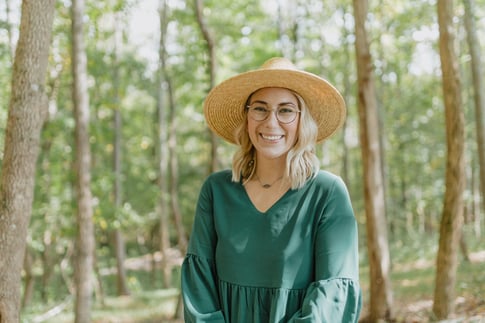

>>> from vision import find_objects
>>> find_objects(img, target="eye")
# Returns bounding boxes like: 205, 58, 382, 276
252, 106, 268, 113
278, 105, 297, 114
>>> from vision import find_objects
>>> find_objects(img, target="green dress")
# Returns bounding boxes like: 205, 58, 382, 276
182, 170, 362, 323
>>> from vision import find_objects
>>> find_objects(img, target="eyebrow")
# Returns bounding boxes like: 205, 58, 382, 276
249, 100, 297, 106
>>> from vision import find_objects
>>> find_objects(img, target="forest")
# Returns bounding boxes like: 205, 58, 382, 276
0, 0, 484, 322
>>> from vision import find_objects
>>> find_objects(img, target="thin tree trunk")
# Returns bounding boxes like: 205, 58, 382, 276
158, 0, 172, 289
167, 79, 188, 254
433, 0, 466, 319
463, 0, 485, 213
194, 0, 218, 173
21, 249, 34, 309
41, 232, 55, 302
0, 1, 55, 322
352, 0, 393, 321
472, 157, 481, 236
112, 9, 130, 297
340, 4, 352, 185
72, 0, 95, 321
4, 0, 15, 62
92, 252, 105, 306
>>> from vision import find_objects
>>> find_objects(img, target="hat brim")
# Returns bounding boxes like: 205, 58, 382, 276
204, 68, 346, 144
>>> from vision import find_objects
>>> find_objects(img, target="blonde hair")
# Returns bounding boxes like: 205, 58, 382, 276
232, 90, 320, 189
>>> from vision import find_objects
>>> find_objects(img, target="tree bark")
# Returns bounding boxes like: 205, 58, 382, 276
168, 74, 188, 254
112, 9, 130, 297
194, 0, 219, 173
71, 0, 95, 322
339, 4, 352, 185
21, 249, 34, 309
352, 0, 394, 321
157, 0, 172, 289
463, 0, 485, 212
0, 1, 55, 322
3, 0, 15, 62
433, 0, 466, 319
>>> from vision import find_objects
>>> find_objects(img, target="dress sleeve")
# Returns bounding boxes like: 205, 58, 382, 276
181, 179, 226, 323
289, 176, 362, 322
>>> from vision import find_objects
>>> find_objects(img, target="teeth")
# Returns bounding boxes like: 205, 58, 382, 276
262, 134, 282, 140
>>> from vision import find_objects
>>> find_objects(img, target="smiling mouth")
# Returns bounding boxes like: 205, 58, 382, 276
261, 134, 284, 141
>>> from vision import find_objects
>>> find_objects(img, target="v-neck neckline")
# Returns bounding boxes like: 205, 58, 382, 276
240, 182, 292, 214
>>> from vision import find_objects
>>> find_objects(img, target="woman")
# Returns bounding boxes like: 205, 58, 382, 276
181, 57, 362, 322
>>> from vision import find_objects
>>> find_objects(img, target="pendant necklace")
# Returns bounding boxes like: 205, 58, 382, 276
256, 176, 283, 189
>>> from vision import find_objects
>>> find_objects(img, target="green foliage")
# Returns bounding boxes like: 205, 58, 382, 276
0, 0, 484, 318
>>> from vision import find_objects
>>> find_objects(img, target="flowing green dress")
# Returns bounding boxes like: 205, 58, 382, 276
182, 170, 362, 322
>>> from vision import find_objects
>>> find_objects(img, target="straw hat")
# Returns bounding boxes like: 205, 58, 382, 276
204, 57, 346, 144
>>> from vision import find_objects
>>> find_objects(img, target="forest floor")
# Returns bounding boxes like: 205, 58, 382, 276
22, 247, 485, 323
358, 250, 485, 323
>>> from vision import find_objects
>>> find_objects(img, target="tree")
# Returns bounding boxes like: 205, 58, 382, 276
432, 0, 466, 319
157, 0, 173, 289
2, 0, 15, 62
0, 1, 55, 321
72, 0, 95, 321
352, 0, 393, 321
463, 0, 485, 212
195, 0, 219, 173
112, 7, 130, 297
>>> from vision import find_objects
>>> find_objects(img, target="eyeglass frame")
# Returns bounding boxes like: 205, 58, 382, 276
245, 103, 301, 124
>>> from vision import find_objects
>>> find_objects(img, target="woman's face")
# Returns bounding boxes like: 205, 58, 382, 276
246, 87, 300, 162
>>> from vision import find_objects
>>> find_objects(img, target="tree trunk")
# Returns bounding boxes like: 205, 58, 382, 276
433, 0, 466, 319
339, 4, 352, 185
352, 0, 394, 321
21, 249, 34, 309
4, 0, 15, 62
463, 0, 485, 213
194, 0, 219, 173
71, 0, 95, 322
168, 77, 188, 254
112, 9, 130, 297
41, 232, 55, 302
158, 0, 172, 289
0, 1, 55, 322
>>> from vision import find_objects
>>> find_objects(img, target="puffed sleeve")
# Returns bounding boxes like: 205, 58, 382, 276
289, 176, 362, 322
181, 179, 226, 323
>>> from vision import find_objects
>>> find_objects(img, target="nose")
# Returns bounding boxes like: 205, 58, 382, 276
262, 110, 279, 126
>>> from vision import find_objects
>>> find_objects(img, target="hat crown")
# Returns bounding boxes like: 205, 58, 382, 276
204, 57, 345, 144
260, 57, 298, 71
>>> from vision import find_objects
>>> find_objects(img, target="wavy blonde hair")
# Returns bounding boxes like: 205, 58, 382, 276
231, 90, 320, 190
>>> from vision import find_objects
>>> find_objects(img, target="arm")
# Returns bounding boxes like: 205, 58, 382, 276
181, 179, 226, 323
289, 177, 362, 322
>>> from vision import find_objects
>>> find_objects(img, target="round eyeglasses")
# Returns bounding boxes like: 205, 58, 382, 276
246, 103, 301, 124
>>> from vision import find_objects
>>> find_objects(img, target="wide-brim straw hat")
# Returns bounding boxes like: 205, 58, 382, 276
204, 57, 346, 144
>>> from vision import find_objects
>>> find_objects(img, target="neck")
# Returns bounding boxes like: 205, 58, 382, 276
253, 156, 286, 186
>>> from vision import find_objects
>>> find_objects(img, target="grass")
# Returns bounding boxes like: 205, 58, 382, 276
359, 232, 485, 322
22, 289, 181, 323
21, 233, 485, 323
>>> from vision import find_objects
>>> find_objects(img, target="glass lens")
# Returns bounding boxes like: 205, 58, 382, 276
277, 106, 298, 123
247, 104, 299, 123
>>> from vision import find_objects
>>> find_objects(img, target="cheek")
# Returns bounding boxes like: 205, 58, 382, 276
247, 120, 257, 141
287, 122, 299, 142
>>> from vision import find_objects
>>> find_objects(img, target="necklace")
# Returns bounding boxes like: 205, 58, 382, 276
256, 175, 283, 189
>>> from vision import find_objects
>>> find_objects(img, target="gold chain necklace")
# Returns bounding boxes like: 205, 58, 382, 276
256, 176, 283, 189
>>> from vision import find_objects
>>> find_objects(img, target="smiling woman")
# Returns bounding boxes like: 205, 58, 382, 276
181, 57, 362, 323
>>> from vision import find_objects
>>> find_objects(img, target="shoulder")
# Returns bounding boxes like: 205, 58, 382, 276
200, 169, 234, 193
306, 170, 352, 203
313, 170, 341, 182
311, 170, 347, 191
310, 171, 355, 222
204, 169, 233, 185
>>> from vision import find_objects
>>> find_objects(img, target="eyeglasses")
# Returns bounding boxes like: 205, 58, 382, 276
246, 103, 300, 124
